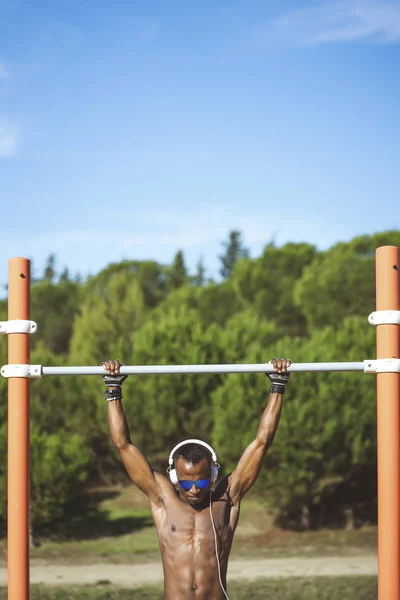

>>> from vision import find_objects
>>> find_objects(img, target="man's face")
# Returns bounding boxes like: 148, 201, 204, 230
174, 457, 211, 506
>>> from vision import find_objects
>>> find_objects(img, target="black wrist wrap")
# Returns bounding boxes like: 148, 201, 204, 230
105, 387, 122, 402
270, 384, 285, 395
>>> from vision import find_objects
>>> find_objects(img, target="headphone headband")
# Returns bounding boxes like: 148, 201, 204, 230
168, 438, 217, 465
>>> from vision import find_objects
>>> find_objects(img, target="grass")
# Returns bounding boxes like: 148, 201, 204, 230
0, 486, 378, 565
0, 577, 378, 599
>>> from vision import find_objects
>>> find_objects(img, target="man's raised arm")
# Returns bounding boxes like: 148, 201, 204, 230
229, 357, 291, 501
103, 359, 163, 504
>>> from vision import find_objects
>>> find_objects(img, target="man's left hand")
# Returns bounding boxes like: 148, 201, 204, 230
266, 358, 292, 393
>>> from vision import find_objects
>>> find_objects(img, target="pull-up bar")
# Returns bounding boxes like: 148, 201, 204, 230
24, 361, 372, 375
3, 360, 400, 377
2, 246, 400, 600
0, 361, 369, 377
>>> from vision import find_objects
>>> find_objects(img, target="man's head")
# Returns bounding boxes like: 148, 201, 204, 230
172, 442, 214, 506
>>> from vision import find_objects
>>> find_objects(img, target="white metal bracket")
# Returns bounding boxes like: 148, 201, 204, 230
364, 359, 400, 374
0, 364, 43, 378
0, 320, 38, 335
368, 311, 400, 326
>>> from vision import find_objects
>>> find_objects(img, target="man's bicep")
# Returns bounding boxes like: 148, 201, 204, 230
117, 443, 163, 502
230, 439, 267, 500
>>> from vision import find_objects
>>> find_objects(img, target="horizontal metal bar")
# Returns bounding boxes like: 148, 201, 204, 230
40, 362, 366, 376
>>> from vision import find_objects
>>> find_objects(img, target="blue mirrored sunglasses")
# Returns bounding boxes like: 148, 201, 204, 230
178, 478, 211, 491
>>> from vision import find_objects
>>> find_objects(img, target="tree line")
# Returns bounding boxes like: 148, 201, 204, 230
0, 229, 399, 533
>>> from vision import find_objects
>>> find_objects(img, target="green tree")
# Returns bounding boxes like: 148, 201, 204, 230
43, 254, 56, 283
166, 250, 188, 290
127, 308, 225, 467
67, 270, 149, 481
294, 249, 372, 333
59, 267, 70, 282
149, 280, 244, 328
69, 270, 145, 365
232, 242, 316, 336
192, 257, 206, 287
0, 344, 95, 530
333, 231, 400, 258
213, 310, 281, 364
30, 424, 92, 530
30, 279, 82, 355
219, 231, 249, 279
87, 260, 167, 309
294, 232, 400, 333
29, 344, 117, 485
213, 316, 376, 528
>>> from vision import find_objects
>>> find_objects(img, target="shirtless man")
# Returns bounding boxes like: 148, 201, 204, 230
102, 357, 291, 600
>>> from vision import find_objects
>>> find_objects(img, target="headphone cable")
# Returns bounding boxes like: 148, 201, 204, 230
209, 491, 230, 600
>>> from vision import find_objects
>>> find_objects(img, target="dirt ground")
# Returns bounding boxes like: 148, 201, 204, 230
0, 556, 377, 587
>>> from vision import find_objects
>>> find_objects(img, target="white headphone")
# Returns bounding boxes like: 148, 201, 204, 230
167, 438, 220, 490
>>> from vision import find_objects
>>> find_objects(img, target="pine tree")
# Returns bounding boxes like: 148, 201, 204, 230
219, 231, 249, 279
59, 267, 70, 282
193, 257, 206, 287
167, 250, 188, 290
43, 254, 56, 283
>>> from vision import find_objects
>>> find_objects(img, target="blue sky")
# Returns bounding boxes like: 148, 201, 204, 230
0, 0, 399, 292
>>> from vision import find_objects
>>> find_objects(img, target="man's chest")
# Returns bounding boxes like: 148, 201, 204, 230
155, 496, 239, 547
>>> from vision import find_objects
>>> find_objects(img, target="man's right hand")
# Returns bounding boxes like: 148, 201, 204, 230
101, 359, 128, 387
266, 358, 291, 394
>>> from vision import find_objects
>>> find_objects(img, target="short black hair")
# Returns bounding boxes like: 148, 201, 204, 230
174, 442, 211, 467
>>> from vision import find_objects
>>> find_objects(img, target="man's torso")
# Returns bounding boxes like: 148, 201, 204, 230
151, 474, 240, 599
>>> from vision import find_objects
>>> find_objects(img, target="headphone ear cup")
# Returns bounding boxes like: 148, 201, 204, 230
211, 465, 218, 483
169, 469, 178, 486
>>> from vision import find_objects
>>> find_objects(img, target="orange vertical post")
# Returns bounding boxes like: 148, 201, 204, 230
376, 246, 400, 600
8, 258, 30, 600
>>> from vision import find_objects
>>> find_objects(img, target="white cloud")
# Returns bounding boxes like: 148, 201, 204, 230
263, 1, 400, 46
0, 120, 18, 158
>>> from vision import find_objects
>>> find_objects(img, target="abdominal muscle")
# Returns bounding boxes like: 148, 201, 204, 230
154, 496, 234, 600
162, 545, 224, 600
